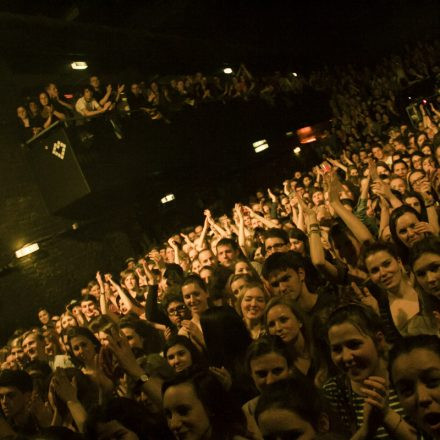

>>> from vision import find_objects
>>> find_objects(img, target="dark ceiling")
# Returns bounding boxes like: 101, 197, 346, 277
0, 0, 439, 84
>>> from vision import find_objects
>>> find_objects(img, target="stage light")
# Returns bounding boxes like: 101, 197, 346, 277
293, 147, 301, 155
15, 243, 39, 259
223, 67, 233, 74
71, 61, 88, 70
161, 194, 175, 204
252, 139, 269, 153
292, 72, 298, 77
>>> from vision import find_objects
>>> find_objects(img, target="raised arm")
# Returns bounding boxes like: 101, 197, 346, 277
298, 195, 339, 282
327, 172, 374, 244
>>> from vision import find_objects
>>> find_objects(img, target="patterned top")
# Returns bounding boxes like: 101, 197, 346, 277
322, 375, 420, 439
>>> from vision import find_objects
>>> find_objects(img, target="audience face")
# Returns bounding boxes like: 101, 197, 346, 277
182, 282, 209, 316
230, 278, 248, 297
123, 273, 137, 291
16, 106, 27, 120
266, 305, 302, 344
241, 287, 266, 321
166, 344, 192, 372
250, 352, 290, 392
328, 323, 381, 384
163, 382, 211, 440
364, 251, 402, 291
46, 83, 58, 99
265, 237, 289, 257
372, 146, 384, 160
404, 196, 422, 214
167, 301, 189, 328
22, 333, 46, 361
70, 335, 96, 364
390, 177, 406, 194
81, 300, 98, 319
289, 238, 305, 255
235, 261, 251, 275
0, 385, 29, 421
120, 327, 143, 349
312, 191, 324, 206
267, 268, 303, 299
61, 314, 77, 329
198, 249, 216, 267
83, 88, 93, 102
392, 348, 440, 439
39, 92, 49, 107
412, 252, 440, 298
199, 267, 213, 285
38, 309, 50, 325
89, 76, 100, 89
217, 244, 237, 267
395, 212, 424, 248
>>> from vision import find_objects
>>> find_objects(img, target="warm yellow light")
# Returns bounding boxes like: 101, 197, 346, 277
223, 67, 233, 74
161, 194, 175, 204
15, 243, 39, 258
293, 147, 301, 154
71, 61, 88, 70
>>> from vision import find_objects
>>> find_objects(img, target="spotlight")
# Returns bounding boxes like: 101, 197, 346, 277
15, 243, 39, 259
293, 147, 301, 155
71, 61, 88, 70
223, 67, 233, 74
161, 194, 175, 204
252, 140, 269, 153
292, 72, 298, 77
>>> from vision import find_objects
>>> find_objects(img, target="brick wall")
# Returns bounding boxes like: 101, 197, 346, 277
0, 127, 137, 344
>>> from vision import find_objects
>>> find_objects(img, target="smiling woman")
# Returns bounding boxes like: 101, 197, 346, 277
361, 241, 436, 338
323, 304, 420, 439
390, 335, 440, 440
162, 369, 249, 440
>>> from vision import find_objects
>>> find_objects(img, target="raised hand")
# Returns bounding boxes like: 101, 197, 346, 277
351, 282, 379, 314
51, 368, 78, 403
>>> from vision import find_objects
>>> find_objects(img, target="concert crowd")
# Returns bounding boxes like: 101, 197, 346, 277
4, 39, 440, 440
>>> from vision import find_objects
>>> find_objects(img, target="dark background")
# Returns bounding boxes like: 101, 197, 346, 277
0, 0, 439, 342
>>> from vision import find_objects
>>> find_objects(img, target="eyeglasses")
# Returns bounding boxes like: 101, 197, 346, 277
266, 242, 286, 252
167, 305, 187, 316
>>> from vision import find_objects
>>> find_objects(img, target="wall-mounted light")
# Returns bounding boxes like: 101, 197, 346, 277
71, 61, 88, 70
223, 67, 233, 74
161, 194, 175, 204
253, 139, 269, 153
15, 243, 39, 259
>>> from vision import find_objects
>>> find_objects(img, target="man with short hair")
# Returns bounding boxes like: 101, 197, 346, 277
216, 238, 239, 268
80, 295, 100, 322
263, 228, 290, 258
21, 331, 48, 363
262, 252, 322, 316
0, 369, 38, 435
75, 86, 111, 118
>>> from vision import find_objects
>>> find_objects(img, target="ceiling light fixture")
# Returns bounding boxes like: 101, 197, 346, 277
161, 194, 175, 204
15, 243, 39, 259
253, 139, 269, 153
71, 61, 88, 70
